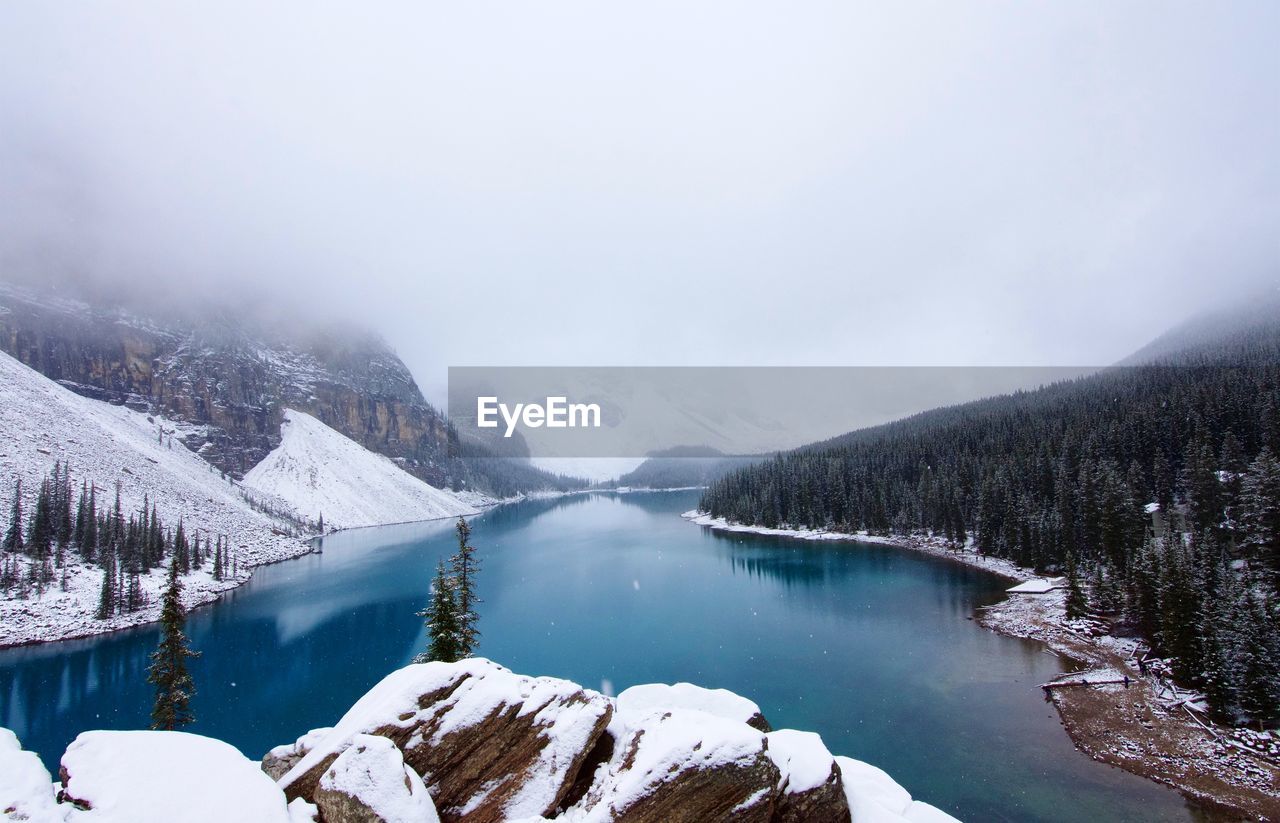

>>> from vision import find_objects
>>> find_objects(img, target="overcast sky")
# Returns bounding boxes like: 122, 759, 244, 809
1, 2, 1276, 403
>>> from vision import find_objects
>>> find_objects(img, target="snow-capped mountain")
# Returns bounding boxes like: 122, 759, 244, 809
0, 282, 452, 485
0, 348, 309, 646
242, 409, 484, 531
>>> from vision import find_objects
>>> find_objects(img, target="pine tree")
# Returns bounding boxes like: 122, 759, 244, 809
174, 519, 189, 575
96, 551, 116, 619
1240, 447, 1280, 583
55, 462, 73, 549
2, 478, 23, 553
1184, 442, 1222, 534
415, 558, 461, 664
1237, 593, 1280, 728
148, 551, 199, 730
449, 517, 481, 657
26, 480, 52, 562
212, 537, 223, 581
1200, 602, 1236, 722
81, 485, 98, 563
1064, 551, 1089, 619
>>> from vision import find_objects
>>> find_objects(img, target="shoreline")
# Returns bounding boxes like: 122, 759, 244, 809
0, 537, 314, 651
683, 510, 1280, 822
0, 501, 503, 652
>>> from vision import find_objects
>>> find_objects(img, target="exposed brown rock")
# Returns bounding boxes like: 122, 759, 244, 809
765, 731, 850, 823
567, 708, 781, 823
262, 727, 334, 781
313, 734, 438, 823
771, 761, 849, 823
278, 660, 612, 823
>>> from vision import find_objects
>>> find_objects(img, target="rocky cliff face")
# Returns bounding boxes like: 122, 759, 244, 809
0, 283, 454, 485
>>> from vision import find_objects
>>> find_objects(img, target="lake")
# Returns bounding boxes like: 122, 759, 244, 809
0, 490, 1196, 821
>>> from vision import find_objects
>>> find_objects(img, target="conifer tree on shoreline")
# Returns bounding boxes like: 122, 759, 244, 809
148, 551, 199, 731
416, 516, 481, 663
416, 559, 461, 664
450, 517, 481, 657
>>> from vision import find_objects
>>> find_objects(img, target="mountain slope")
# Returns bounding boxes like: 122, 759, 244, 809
0, 281, 586, 496
0, 349, 309, 646
699, 303, 1280, 724
0, 281, 451, 483
243, 410, 484, 531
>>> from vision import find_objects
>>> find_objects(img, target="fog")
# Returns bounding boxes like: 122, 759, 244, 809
1, 2, 1276, 403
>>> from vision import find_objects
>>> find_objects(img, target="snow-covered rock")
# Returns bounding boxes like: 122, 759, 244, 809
0, 726, 63, 822
565, 707, 780, 823
0, 350, 309, 647
279, 659, 612, 822
616, 682, 771, 732
59, 730, 292, 823
0, 665, 959, 823
314, 734, 438, 823
242, 409, 483, 531
834, 756, 959, 823
765, 730, 849, 823
263, 727, 335, 781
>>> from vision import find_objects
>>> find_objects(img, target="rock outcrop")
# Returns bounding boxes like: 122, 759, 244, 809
764, 730, 850, 823
264, 727, 336, 781
0, 660, 961, 823
59, 730, 295, 822
567, 708, 781, 822
314, 735, 440, 823
279, 659, 614, 823
615, 682, 772, 732
0, 727, 62, 821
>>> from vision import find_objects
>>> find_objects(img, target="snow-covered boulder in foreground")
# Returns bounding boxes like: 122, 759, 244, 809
1, 661, 958, 823
315, 734, 439, 823
616, 682, 771, 732
835, 756, 959, 823
59, 730, 292, 823
243, 409, 482, 531
765, 730, 850, 823
0, 727, 63, 821
280, 659, 613, 822
565, 707, 781, 822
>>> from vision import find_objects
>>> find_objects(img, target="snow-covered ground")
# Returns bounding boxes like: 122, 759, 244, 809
242, 409, 485, 531
681, 510, 1034, 582
0, 350, 311, 647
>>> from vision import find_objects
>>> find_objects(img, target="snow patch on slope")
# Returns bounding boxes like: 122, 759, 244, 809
0, 350, 309, 647
243, 410, 484, 531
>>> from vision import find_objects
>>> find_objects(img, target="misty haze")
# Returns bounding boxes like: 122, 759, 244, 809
0, 4, 1277, 823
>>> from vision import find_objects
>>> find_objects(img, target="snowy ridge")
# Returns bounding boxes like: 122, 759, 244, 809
0, 350, 309, 647
242, 409, 486, 531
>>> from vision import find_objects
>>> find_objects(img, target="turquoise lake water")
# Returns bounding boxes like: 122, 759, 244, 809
0, 490, 1197, 821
